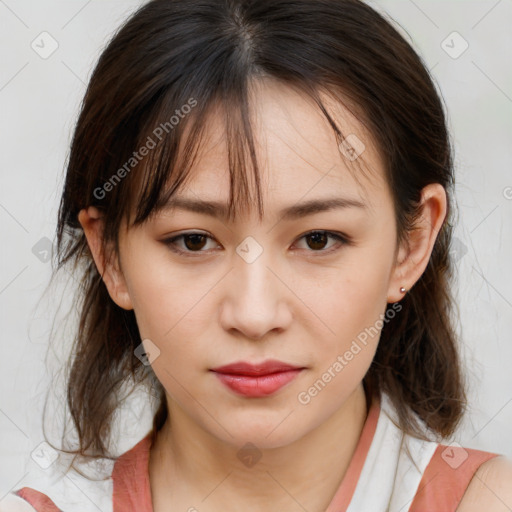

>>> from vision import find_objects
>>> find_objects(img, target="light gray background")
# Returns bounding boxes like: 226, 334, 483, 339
1, 0, 511, 499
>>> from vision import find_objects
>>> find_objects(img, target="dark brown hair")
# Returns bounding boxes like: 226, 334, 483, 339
49, 0, 465, 469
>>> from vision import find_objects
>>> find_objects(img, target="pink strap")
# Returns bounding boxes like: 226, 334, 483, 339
112, 432, 153, 512
325, 396, 381, 511
14, 488, 61, 512
409, 443, 499, 511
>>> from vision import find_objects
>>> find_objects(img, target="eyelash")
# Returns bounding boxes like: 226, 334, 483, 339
162, 230, 351, 257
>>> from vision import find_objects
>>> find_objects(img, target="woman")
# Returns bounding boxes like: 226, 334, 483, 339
5, 0, 512, 510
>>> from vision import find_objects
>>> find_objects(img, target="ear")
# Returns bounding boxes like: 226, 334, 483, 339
387, 183, 447, 303
77, 206, 133, 310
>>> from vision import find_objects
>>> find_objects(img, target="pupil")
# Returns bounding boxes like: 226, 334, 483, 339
308, 232, 327, 250
185, 234, 207, 251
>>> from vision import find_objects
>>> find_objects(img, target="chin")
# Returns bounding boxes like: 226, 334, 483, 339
211, 413, 310, 451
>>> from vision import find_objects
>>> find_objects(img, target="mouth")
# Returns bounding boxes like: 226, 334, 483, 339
209, 359, 305, 397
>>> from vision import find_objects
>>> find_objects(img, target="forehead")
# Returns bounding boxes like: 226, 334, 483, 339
149, 78, 391, 222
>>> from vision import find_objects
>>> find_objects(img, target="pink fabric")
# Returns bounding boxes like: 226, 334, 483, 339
14, 488, 61, 512
409, 443, 498, 511
112, 431, 154, 512
325, 395, 381, 511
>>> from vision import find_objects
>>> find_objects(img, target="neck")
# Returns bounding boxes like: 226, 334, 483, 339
149, 384, 369, 512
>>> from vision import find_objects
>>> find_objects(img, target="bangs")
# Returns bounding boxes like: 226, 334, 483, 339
122, 78, 375, 230
126, 81, 263, 227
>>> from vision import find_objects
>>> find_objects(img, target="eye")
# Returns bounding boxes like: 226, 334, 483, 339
162, 230, 350, 257
163, 231, 220, 255
293, 230, 350, 253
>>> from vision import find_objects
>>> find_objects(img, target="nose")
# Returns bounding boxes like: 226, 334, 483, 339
219, 248, 293, 341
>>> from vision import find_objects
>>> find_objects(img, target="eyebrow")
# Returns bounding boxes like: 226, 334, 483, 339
158, 196, 366, 221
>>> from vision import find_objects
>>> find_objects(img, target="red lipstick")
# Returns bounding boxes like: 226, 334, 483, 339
210, 360, 304, 397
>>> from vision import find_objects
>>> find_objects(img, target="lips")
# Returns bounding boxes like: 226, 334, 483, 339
211, 360, 302, 376
210, 359, 305, 397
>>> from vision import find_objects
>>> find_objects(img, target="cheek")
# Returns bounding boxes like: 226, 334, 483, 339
124, 246, 212, 340
123, 251, 217, 389
301, 251, 393, 353
293, 267, 388, 425
298, 341, 377, 407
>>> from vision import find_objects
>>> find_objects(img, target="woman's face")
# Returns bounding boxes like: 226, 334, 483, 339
115, 80, 403, 448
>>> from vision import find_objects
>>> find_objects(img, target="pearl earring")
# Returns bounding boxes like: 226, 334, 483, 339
400, 287, 406, 293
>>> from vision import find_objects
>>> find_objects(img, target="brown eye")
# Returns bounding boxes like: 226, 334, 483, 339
163, 231, 220, 255
182, 233, 208, 251
294, 230, 349, 254
305, 232, 329, 250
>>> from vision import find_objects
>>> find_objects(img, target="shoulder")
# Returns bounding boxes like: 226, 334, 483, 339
457, 455, 512, 511
408, 442, 506, 512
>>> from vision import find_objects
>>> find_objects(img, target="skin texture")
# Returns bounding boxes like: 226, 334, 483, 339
457, 456, 512, 511
78, 79, 453, 511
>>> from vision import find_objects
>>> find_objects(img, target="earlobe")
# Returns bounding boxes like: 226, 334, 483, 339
387, 183, 447, 303
77, 207, 133, 310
